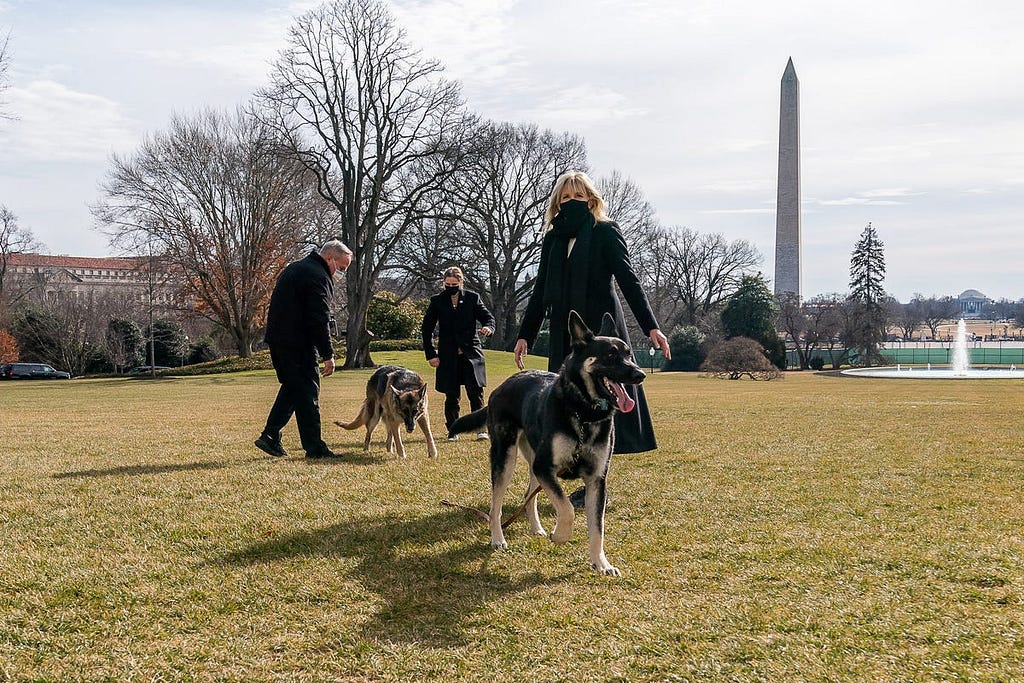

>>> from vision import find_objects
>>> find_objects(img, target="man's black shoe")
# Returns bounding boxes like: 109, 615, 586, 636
255, 435, 287, 458
306, 448, 344, 459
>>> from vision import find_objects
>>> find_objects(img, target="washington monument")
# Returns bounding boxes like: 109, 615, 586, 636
774, 57, 801, 298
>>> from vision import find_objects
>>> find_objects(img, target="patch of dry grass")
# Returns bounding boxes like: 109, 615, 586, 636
1, 354, 1022, 681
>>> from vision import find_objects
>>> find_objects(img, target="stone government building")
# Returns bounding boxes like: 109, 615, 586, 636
3, 253, 183, 311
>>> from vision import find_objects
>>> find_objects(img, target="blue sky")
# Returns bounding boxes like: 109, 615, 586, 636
2, 0, 1023, 302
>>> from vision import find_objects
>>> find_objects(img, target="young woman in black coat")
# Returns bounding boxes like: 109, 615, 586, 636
421, 266, 496, 440
514, 170, 671, 460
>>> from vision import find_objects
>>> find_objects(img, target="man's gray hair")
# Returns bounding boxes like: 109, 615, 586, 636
320, 240, 352, 257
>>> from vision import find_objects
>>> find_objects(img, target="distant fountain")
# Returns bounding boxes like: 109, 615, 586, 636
951, 318, 970, 374
841, 318, 1023, 379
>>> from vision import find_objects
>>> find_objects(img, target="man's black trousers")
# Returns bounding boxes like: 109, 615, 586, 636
264, 345, 327, 455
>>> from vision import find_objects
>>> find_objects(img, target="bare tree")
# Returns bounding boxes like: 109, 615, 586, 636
915, 294, 961, 339
889, 296, 921, 341
775, 291, 809, 369
392, 122, 585, 348
260, 0, 472, 368
94, 108, 315, 357
10, 289, 110, 376
639, 226, 761, 329
0, 205, 43, 318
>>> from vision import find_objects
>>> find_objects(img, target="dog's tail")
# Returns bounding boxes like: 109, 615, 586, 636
335, 400, 370, 430
448, 407, 488, 438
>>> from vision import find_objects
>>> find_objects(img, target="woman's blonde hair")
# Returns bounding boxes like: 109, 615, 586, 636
441, 266, 464, 283
544, 170, 609, 228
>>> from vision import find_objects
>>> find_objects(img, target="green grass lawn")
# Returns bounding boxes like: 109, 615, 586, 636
1, 351, 1022, 681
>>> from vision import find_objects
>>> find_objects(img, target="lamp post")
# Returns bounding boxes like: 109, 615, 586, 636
648, 345, 656, 374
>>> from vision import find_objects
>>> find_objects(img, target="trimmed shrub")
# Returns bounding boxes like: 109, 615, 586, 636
366, 291, 423, 340
701, 337, 782, 381
663, 325, 706, 372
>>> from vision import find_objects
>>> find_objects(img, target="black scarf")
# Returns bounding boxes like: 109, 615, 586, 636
544, 200, 596, 308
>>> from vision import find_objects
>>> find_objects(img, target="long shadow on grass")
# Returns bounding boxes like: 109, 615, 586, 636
53, 461, 227, 479
218, 509, 568, 646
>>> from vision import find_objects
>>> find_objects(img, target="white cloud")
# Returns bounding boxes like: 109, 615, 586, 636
0, 80, 139, 161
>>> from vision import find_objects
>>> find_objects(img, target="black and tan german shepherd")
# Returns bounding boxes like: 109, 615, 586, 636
336, 365, 438, 459
448, 311, 646, 575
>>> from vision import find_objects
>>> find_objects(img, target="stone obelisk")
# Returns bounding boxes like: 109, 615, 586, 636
774, 57, 801, 299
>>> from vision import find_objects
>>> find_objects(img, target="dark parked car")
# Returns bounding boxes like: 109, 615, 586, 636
1, 362, 72, 380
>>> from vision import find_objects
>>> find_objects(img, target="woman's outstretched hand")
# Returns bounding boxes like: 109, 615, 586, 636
649, 329, 671, 360
513, 338, 528, 370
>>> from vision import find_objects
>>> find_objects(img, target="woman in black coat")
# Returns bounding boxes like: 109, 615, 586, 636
422, 267, 496, 439
514, 170, 671, 456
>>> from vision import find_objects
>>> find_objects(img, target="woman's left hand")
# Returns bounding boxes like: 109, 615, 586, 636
479, 327, 493, 337
649, 329, 672, 360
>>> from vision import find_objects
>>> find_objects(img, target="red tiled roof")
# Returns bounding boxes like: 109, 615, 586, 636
5, 253, 147, 270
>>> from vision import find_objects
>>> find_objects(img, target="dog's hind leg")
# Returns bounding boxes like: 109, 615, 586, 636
488, 430, 518, 550
582, 474, 619, 576
364, 404, 382, 452
516, 434, 546, 537
418, 414, 438, 459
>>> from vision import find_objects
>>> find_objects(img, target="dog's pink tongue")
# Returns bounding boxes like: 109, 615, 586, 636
608, 381, 635, 413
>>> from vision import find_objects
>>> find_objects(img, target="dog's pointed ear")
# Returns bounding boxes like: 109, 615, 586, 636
391, 385, 401, 397
598, 312, 617, 337
568, 310, 593, 348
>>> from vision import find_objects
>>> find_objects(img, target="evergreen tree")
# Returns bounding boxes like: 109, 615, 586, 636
721, 274, 786, 369
846, 222, 888, 366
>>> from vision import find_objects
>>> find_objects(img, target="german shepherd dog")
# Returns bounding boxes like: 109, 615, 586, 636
448, 311, 646, 575
336, 365, 438, 459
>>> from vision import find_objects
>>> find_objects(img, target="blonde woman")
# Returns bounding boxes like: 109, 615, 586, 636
514, 171, 671, 466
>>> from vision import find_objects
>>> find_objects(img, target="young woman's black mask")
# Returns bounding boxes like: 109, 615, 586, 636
552, 199, 593, 238
444, 285, 461, 297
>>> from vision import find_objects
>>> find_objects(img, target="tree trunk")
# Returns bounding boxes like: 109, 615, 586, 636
342, 304, 375, 369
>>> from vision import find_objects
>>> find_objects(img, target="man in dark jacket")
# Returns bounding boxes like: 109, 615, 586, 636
421, 267, 495, 440
255, 240, 351, 459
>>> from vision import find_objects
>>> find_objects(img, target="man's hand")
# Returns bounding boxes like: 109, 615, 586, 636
513, 338, 528, 371
321, 358, 335, 377
428, 357, 440, 368
649, 329, 672, 361
479, 326, 493, 337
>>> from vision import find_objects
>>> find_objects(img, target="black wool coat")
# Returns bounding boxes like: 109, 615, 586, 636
263, 251, 334, 361
421, 289, 495, 394
517, 220, 660, 454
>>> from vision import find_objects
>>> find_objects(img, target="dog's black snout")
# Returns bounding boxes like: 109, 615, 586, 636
632, 367, 647, 383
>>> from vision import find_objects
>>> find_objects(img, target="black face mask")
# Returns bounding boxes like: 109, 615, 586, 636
444, 286, 461, 297
551, 199, 593, 238
558, 199, 591, 221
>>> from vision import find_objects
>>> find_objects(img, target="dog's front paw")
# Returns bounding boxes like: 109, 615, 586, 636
592, 562, 621, 577
490, 540, 509, 551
